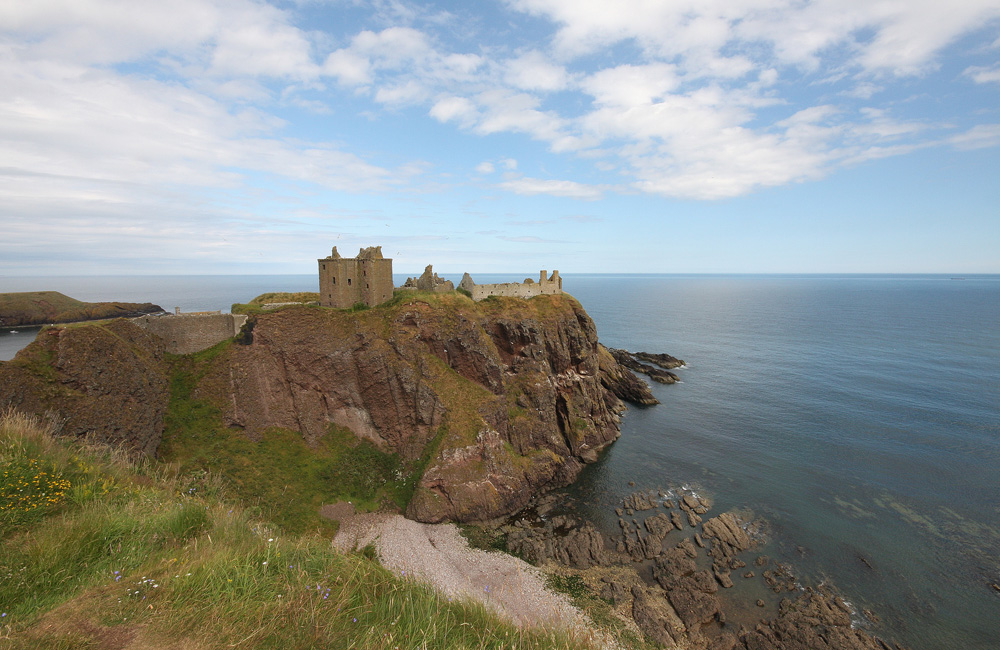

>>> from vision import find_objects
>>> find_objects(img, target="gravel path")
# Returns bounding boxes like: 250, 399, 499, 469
333, 513, 601, 640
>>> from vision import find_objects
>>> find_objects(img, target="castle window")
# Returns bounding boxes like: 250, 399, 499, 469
322, 264, 326, 270
332, 277, 336, 284
348, 278, 352, 286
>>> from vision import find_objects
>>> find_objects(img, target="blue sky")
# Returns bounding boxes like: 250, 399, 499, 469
2, 0, 999, 275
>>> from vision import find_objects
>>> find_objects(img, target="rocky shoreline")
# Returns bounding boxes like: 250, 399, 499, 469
489, 489, 907, 650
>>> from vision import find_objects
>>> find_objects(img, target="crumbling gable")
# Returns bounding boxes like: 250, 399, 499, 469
400, 265, 455, 293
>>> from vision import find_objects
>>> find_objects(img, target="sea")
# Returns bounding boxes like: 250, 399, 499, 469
2, 273, 998, 649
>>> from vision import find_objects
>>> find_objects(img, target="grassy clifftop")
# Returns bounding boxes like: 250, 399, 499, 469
0, 410, 592, 649
0, 291, 162, 327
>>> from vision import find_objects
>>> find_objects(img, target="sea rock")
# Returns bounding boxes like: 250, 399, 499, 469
666, 570, 722, 633
653, 538, 699, 590
763, 564, 797, 593
631, 585, 687, 646
645, 512, 674, 539
702, 512, 754, 560
713, 562, 735, 589
607, 348, 681, 384
597, 345, 659, 405
634, 351, 686, 370
740, 588, 908, 650
504, 515, 609, 569
624, 490, 659, 511
708, 633, 740, 650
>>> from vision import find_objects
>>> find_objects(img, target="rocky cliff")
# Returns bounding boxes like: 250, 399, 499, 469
201, 293, 651, 522
0, 319, 169, 456
0, 293, 655, 523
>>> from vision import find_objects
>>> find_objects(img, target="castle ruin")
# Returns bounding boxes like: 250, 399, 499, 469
459, 270, 562, 301
318, 246, 394, 308
399, 265, 455, 294
316, 244, 563, 306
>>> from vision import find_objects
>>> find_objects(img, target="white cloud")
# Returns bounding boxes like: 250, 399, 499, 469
475, 161, 495, 173
964, 64, 1000, 83
499, 177, 604, 200
429, 95, 478, 124
504, 50, 570, 91
509, 0, 1000, 77
949, 124, 1000, 150
324, 49, 373, 85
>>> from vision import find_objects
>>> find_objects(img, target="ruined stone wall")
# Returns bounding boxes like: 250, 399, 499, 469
462, 270, 563, 301
318, 246, 393, 308
133, 313, 248, 354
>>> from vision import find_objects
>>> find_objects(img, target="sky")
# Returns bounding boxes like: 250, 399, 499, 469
2, 0, 999, 276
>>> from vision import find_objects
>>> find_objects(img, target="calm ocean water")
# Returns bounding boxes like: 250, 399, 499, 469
2, 273, 998, 648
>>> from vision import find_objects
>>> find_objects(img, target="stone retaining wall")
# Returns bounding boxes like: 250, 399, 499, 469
132, 312, 247, 354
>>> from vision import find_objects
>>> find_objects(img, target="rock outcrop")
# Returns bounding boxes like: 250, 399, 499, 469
195, 293, 647, 523
598, 345, 658, 405
505, 515, 609, 568
608, 348, 681, 384
0, 292, 653, 525
0, 319, 169, 456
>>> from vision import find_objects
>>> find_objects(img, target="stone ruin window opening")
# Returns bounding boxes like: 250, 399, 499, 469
332, 277, 336, 284
348, 278, 352, 286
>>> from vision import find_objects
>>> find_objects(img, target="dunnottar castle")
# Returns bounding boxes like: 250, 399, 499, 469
134, 245, 561, 354
319, 245, 562, 307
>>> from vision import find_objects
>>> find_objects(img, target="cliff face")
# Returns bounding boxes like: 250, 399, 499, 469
0, 320, 169, 456
199, 293, 644, 522
0, 294, 654, 523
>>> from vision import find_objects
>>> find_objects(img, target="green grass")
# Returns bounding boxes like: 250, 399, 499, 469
0, 410, 604, 650
247, 292, 320, 305
159, 344, 416, 534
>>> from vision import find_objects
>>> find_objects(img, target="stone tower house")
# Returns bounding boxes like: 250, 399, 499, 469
318, 246, 394, 308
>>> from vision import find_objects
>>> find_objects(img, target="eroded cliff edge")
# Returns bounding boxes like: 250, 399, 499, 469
211, 293, 648, 523
0, 293, 655, 523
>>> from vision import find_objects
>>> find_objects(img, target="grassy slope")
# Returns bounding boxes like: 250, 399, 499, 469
0, 410, 600, 650
0, 291, 160, 328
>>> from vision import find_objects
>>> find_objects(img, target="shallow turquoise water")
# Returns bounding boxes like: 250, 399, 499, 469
2, 273, 998, 647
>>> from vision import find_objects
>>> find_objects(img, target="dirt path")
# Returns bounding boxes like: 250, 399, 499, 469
333, 513, 604, 641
